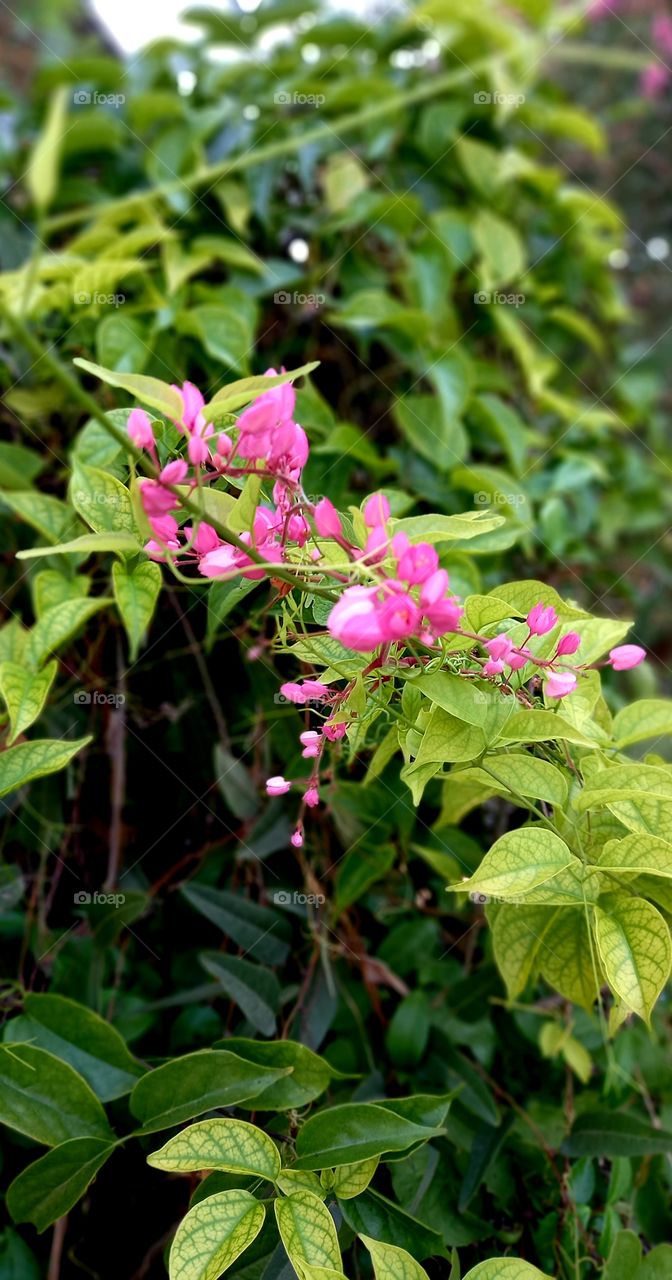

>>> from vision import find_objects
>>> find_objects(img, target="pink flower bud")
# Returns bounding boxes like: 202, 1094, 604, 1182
314, 498, 342, 538
545, 671, 577, 699
127, 407, 155, 451
299, 731, 321, 747
266, 775, 291, 796
322, 720, 347, 741
527, 602, 558, 635
160, 459, 189, 485
304, 786, 319, 808
483, 658, 505, 676
557, 632, 581, 656
363, 493, 390, 528
507, 647, 532, 671
188, 434, 211, 465
485, 634, 514, 662
609, 644, 646, 671
217, 433, 233, 459
396, 541, 439, 585
291, 828, 304, 848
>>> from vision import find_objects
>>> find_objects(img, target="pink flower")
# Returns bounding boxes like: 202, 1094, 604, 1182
609, 644, 646, 671
149, 515, 179, 543
217, 433, 233, 460
322, 720, 347, 741
127, 407, 155, 451
507, 647, 532, 671
419, 569, 449, 607
527, 602, 558, 636
267, 421, 309, 475
545, 671, 577, 699
188, 434, 211, 466
173, 380, 205, 432
290, 828, 304, 848
236, 369, 296, 458
421, 595, 462, 637
300, 731, 322, 759
160, 459, 189, 486
396, 542, 439, 585
377, 587, 420, 642
304, 787, 319, 808
641, 63, 669, 98
485, 634, 514, 662
362, 526, 389, 563
557, 632, 581, 656
280, 680, 328, 704
314, 498, 342, 539
653, 14, 672, 56
327, 585, 385, 652
199, 544, 245, 578
139, 479, 176, 517
266, 775, 291, 796
363, 493, 390, 528
185, 522, 220, 555
483, 658, 505, 676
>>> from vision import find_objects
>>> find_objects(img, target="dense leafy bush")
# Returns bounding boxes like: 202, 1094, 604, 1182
0, 2, 671, 1279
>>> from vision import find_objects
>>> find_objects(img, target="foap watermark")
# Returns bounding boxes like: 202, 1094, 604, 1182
274, 90, 325, 109
474, 290, 525, 308
474, 90, 525, 108
74, 890, 126, 907
73, 89, 125, 108
74, 291, 125, 307
74, 690, 126, 708
274, 290, 326, 307
475, 491, 526, 508
274, 691, 324, 706
469, 891, 531, 905
273, 890, 326, 907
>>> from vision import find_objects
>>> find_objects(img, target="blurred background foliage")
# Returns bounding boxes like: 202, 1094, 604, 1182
1, 1, 671, 1277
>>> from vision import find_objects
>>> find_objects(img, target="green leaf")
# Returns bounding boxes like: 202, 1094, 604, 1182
227, 474, 262, 535
328, 1157, 379, 1200
168, 1190, 265, 1280
538, 909, 601, 1011
6, 993, 144, 1101
293, 1103, 445, 1170
360, 1234, 430, 1279
178, 485, 236, 527
491, 904, 558, 998
26, 598, 112, 667
182, 306, 253, 374
278, 1170, 326, 1199
391, 512, 503, 545
16, 532, 141, 560
598, 835, 672, 880
210, 1038, 337, 1111
32, 570, 90, 614
454, 755, 568, 809
112, 559, 161, 661
26, 87, 68, 212
200, 952, 280, 1037
212, 744, 259, 821
562, 1111, 672, 1158
472, 209, 526, 289
204, 362, 319, 418
575, 764, 672, 813
334, 843, 395, 916
448, 828, 576, 900
339, 1189, 445, 1261
0, 737, 91, 800
147, 1118, 280, 1181
595, 897, 672, 1023
275, 1191, 342, 1273
613, 699, 672, 748
0, 442, 44, 490
182, 884, 289, 964
70, 462, 136, 535
6, 1137, 115, 1232
0, 1044, 113, 1145
0, 660, 56, 744
129, 1050, 290, 1133
2, 490, 80, 545
463, 1263, 552, 1280
73, 359, 184, 419
497, 709, 598, 748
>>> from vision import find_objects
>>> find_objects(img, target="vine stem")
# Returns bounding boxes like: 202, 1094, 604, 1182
43, 64, 489, 233
0, 300, 337, 600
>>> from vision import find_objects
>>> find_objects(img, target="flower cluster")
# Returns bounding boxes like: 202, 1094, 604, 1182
130, 373, 311, 574
126, 368, 648, 851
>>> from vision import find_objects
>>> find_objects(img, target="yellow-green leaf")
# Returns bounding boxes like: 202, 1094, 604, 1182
448, 828, 575, 900
274, 1191, 342, 1273
595, 897, 672, 1024
0, 660, 57, 744
0, 737, 91, 800
539, 909, 601, 1011
27, 87, 68, 212
70, 462, 136, 536
464, 1261, 553, 1279
148, 1118, 280, 1181
168, 1189, 265, 1280
204, 362, 319, 418
490, 904, 559, 998
613, 698, 672, 748
277, 1170, 325, 1199
26, 598, 113, 668
360, 1234, 430, 1279
598, 835, 672, 880
17, 532, 141, 560
113, 560, 161, 661
325, 1157, 379, 1200
73, 359, 184, 420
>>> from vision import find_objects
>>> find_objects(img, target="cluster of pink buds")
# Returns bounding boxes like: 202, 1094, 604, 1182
128, 372, 311, 572
265, 680, 347, 849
